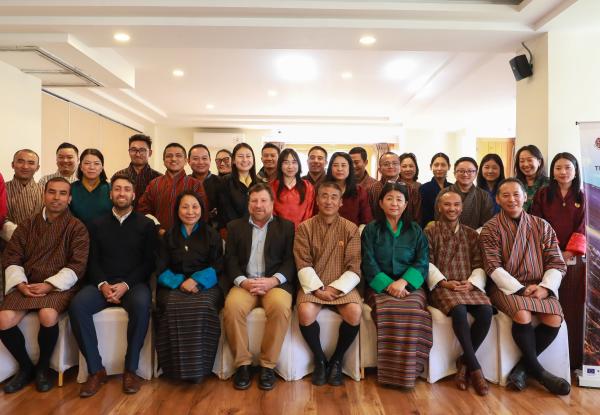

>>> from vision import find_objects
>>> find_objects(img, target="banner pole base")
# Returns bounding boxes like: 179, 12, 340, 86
577, 368, 600, 388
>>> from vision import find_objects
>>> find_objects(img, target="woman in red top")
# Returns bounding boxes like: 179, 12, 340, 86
270, 148, 315, 229
325, 152, 373, 226
531, 152, 586, 369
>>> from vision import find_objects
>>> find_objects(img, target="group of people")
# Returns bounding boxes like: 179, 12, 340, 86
0, 135, 586, 400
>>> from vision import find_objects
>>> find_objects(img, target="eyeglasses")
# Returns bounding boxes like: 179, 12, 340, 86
129, 147, 148, 155
381, 162, 400, 168
455, 169, 477, 175
215, 157, 231, 164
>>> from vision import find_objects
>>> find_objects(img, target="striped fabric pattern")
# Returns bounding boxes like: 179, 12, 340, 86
371, 179, 422, 224
370, 288, 432, 388
112, 163, 162, 207
155, 286, 223, 380
294, 214, 362, 305
5, 178, 44, 225
480, 210, 567, 318
425, 221, 491, 315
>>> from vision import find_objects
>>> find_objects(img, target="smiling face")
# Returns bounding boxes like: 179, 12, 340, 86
497, 181, 526, 218
316, 184, 343, 217
261, 147, 279, 170
438, 191, 463, 223
110, 178, 135, 210
379, 190, 406, 221
215, 151, 232, 175
331, 155, 350, 181
178, 194, 202, 227
379, 153, 400, 180
128, 140, 152, 168
248, 189, 274, 223
44, 180, 71, 215
163, 146, 187, 174
308, 149, 327, 174
80, 154, 103, 181
234, 147, 254, 175
399, 157, 416, 182
350, 153, 367, 178
12, 150, 40, 181
482, 159, 501, 183
518, 150, 541, 180
189, 146, 211, 176
553, 158, 576, 187
56, 148, 78, 176
454, 161, 477, 188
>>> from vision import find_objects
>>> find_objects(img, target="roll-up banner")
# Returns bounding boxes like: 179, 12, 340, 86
578, 121, 600, 388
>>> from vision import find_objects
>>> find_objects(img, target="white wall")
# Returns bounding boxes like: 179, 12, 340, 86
0, 60, 42, 177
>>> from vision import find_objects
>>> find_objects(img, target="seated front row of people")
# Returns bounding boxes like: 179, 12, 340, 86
0, 178, 572, 397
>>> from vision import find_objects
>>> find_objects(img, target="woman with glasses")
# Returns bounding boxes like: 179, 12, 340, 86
215, 149, 232, 177
438, 157, 494, 230
69, 148, 112, 227
531, 152, 586, 369
477, 154, 505, 214
420, 153, 452, 227
325, 152, 373, 226
270, 148, 315, 229
514, 145, 549, 212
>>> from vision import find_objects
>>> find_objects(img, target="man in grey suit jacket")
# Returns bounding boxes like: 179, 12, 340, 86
223, 183, 296, 391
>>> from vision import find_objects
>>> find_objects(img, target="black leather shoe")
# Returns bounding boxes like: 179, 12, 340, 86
312, 360, 328, 386
35, 369, 53, 393
233, 365, 252, 390
536, 369, 571, 395
507, 361, 528, 391
3, 367, 34, 394
327, 359, 344, 386
258, 367, 276, 391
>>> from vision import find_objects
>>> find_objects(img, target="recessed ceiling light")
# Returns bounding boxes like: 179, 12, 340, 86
383, 58, 418, 81
267, 89, 278, 97
359, 35, 376, 46
172, 69, 184, 77
341, 71, 353, 80
206, 104, 215, 110
275, 55, 317, 82
113, 32, 130, 42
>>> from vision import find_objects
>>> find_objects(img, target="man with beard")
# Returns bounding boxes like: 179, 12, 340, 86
69, 174, 157, 397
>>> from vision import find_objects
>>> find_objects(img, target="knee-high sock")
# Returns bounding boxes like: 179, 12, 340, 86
512, 322, 544, 377
451, 305, 480, 371
0, 326, 33, 370
468, 305, 493, 352
535, 323, 560, 356
299, 322, 326, 362
37, 324, 59, 372
330, 322, 360, 363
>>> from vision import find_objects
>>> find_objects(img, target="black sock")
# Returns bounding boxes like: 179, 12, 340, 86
535, 323, 560, 356
451, 305, 480, 371
512, 322, 544, 377
330, 321, 360, 363
300, 321, 326, 362
0, 326, 33, 371
468, 305, 493, 352
37, 324, 59, 372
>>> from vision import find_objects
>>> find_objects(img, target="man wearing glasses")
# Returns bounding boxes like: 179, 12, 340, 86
113, 134, 162, 207
215, 149, 233, 177
438, 157, 494, 231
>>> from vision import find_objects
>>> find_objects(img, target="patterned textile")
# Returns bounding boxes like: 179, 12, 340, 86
112, 163, 162, 207
371, 179, 422, 224
524, 176, 549, 212
425, 221, 491, 315
559, 257, 586, 369
480, 210, 566, 318
294, 214, 362, 305
1, 210, 89, 312
155, 286, 223, 380
357, 172, 380, 215
439, 183, 494, 230
5, 178, 43, 225
38, 171, 78, 187
368, 288, 432, 388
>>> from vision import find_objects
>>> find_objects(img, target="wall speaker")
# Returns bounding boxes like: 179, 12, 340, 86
510, 54, 533, 81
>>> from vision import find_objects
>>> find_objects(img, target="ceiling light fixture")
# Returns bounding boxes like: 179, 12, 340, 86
275, 55, 317, 82
383, 58, 418, 81
268, 89, 278, 97
172, 69, 184, 77
113, 32, 130, 42
359, 35, 376, 46
206, 104, 215, 110
341, 71, 353, 80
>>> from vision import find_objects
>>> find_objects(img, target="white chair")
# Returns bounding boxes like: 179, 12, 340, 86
289, 307, 361, 381
496, 311, 571, 386
0, 313, 79, 386
359, 303, 377, 377
212, 307, 295, 381
76, 307, 153, 383
424, 306, 499, 383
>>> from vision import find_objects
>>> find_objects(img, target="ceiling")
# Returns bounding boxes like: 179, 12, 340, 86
0, 0, 593, 135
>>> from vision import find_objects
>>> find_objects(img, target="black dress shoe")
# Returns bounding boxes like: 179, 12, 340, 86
233, 365, 252, 390
327, 359, 344, 386
507, 361, 528, 391
187, 376, 205, 384
3, 367, 34, 394
258, 367, 276, 391
536, 369, 571, 395
312, 360, 328, 386
35, 369, 53, 393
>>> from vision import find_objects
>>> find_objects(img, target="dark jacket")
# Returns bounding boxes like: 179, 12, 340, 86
224, 215, 296, 295
217, 174, 259, 228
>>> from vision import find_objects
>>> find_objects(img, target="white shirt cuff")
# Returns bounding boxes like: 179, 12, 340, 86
539, 268, 563, 298
490, 268, 524, 295
467, 268, 487, 292
234, 276, 247, 287
0, 221, 17, 242
97, 281, 108, 289
44, 267, 78, 292
298, 267, 324, 294
5, 265, 27, 294
145, 214, 160, 226
427, 262, 446, 289
273, 273, 287, 285
328, 270, 360, 295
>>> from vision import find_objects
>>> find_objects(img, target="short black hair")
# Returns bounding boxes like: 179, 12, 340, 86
317, 180, 343, 196
261, 142, 281, 155
110, 173, 135, 187
399, 152, 419, 181
454, 156, 478, 171
497, 177, 526, 194
44, 176, 71, 194
308, 146, 328, 159
349, 147, 368, 162
248, 182, 274, 201
56, 142, 79, 156
189, 143, 211, 159
430, 152, 450, 167
128, 134, 152, 149
163, 142, 187, 159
